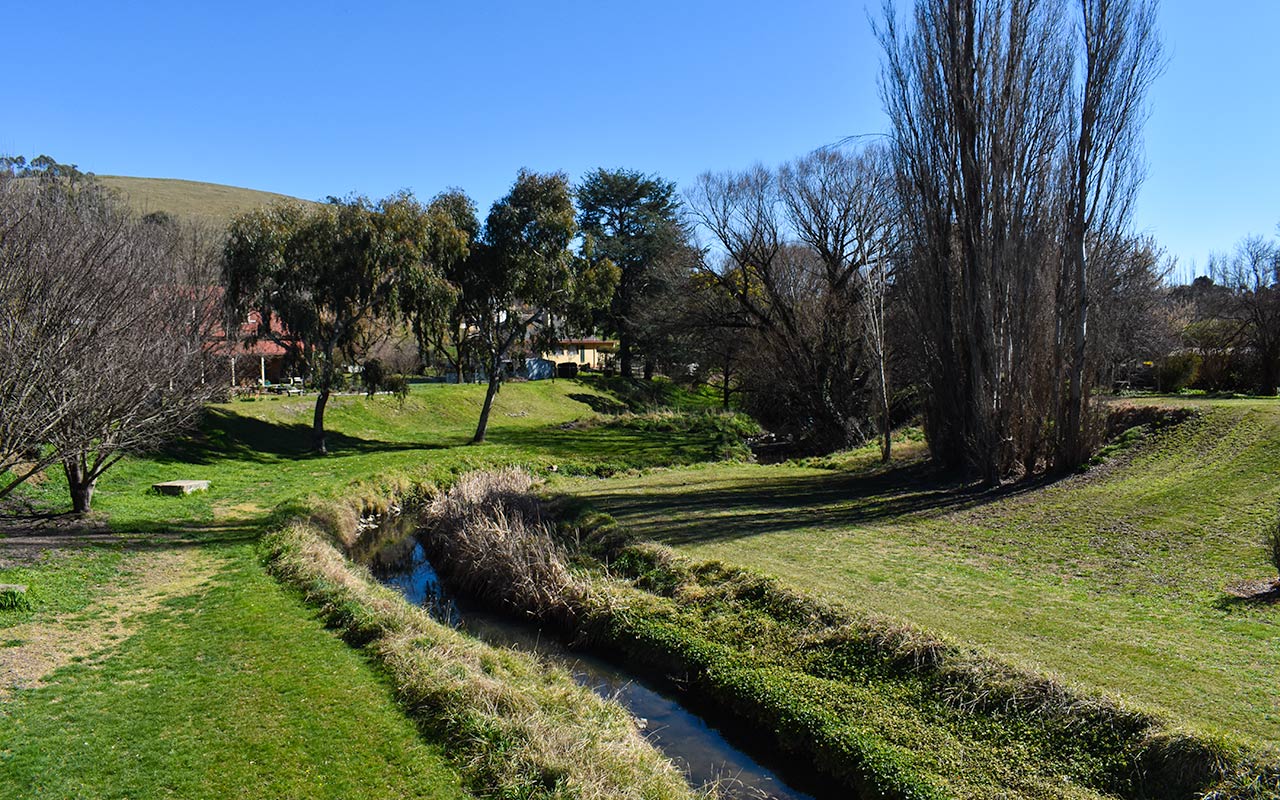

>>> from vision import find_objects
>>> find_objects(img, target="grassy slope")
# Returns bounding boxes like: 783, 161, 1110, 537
563, 399, 1280, 749
97, 175, 316, 226
13, 380, 724, 532
1, 380, 727, 798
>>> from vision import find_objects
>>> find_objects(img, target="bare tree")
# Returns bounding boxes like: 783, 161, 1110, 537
878, 0, 1162, 480
1055, 0, 1164, 467
686, 145, 896, 452
1210, 234, 1280, 394
0, 174, 221, 511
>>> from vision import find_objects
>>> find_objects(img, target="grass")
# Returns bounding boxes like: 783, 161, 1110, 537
417, 468, 1253, 798
0, 542, 471, 799
0, 378, 737, 799
11, 379, 731, 532
559, 399, 1280, 752
97, 175, 318, 227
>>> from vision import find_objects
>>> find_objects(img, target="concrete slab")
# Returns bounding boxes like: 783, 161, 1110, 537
152, 480, 210, 496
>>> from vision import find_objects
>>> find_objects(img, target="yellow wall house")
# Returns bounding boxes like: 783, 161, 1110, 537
542, 338, 617, 370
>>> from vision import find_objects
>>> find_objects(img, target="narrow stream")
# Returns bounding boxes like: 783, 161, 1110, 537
354, 515, 816, 800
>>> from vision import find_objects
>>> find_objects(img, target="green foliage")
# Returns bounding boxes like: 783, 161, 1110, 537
1155, 351, 1200, 392
0, 586, 31, 612
575, 168, 685, 371
223, 193, 445, 450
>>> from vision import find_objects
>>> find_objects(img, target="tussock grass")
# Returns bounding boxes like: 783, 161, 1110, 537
262, 493, 700, 800
423, 470, 593, 627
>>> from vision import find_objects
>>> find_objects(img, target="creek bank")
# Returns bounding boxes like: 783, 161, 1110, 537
403, 469, 1279, 800
355, 508, 819, 800
262, 497, 700, 800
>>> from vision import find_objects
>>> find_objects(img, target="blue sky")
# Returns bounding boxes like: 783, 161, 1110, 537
2, 1, 1275, 275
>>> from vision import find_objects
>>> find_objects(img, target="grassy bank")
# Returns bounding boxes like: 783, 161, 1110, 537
416, 468, 1275, 799
561, 400, 1280, 750
263, 497, 698, 800
1, 379, 739, 799
0, 538, 471, 799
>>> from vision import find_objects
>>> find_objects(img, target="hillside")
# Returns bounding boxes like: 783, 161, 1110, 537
97, 175, 315, 227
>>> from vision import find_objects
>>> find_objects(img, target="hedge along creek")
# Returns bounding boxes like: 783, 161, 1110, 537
353, 512, 816, 800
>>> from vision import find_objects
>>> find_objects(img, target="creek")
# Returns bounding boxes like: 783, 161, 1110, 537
353, 514, 816, 800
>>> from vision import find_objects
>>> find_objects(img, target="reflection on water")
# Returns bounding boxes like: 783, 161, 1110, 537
356, 514, 815, 800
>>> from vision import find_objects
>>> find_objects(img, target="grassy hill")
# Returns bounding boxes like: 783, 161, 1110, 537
97, 175, 316, 227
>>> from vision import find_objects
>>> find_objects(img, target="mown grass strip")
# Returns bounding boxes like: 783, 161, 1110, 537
261, 495, 701, 800
0, 544, 472, 800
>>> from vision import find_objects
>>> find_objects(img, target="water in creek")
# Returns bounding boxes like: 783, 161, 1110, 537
355, 514, 816, 800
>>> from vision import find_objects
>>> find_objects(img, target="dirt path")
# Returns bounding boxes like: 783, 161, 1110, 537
0, 546, 223, 697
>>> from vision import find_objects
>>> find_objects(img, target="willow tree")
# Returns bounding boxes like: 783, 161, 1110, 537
224, 194, 437, 454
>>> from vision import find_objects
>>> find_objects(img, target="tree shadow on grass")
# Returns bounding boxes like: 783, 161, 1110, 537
151, 409, 447, 466
0, 514, 261, 565
1216, 579, 1280, 609
579, 461, 1054, 545
567, 393, 628, 415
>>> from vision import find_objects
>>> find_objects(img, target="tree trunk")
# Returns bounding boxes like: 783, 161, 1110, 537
64, 459, 96, 514
472, 370, 501, 444
313, 387, 330, 454
643, 358, 655, 381
619, 331, 633, 378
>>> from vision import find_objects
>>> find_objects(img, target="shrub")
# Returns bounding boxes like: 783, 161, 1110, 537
1155, 352, 1199, 393
361, 358, 386, 396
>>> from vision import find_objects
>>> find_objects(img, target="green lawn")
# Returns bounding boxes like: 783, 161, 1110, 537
562, 399, 1280, 748
0, 542, 471, 800
1, 379, 731, 799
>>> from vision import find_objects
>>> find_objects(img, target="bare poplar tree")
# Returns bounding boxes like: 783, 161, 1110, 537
1056, 0, 1164, 467
879, 0, 1162, 480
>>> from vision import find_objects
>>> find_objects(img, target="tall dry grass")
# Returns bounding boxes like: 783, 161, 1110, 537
422, 469, 594, 627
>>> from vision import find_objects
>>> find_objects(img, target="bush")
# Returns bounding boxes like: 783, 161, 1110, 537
1155, 352, 1199, 393
361, 358, 386, 396
556, 361, 579, 379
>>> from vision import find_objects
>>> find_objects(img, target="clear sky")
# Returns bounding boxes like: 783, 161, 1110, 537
1, 1, 1275, 274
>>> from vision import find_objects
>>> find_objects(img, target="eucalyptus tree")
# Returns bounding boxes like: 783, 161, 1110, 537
469, 169, 617, 443
223, 194, 437, 454
576, 168, 684, 377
